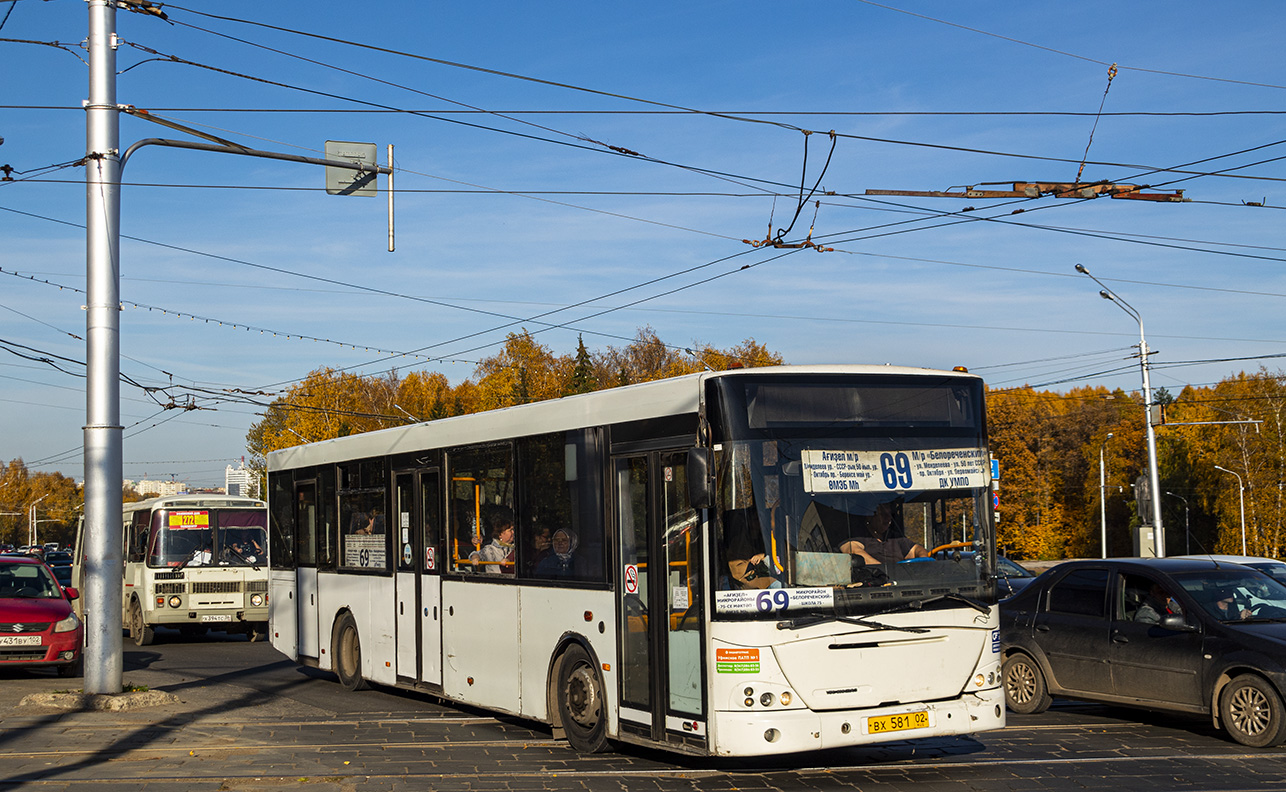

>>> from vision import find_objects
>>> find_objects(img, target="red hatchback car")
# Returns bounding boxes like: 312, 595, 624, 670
0, 555, 83, 676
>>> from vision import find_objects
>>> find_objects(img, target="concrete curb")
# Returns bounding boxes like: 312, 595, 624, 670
18, 689, 182, 712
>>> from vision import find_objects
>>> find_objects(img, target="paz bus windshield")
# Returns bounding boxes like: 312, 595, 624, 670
708, 374, 995, 619
147, 508, 268, 568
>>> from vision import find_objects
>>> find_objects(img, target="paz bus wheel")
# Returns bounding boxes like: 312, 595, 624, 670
332, 613, 368, 691
1003, 653, 1051, 714
128, 598, 155, 647
1220, 675, 1286, 748
556, 644, 610, 753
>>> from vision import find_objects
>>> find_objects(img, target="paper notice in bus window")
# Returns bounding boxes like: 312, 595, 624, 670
800, 448, 988, 494
345, 534, 386, 568
167, 511, 209, 529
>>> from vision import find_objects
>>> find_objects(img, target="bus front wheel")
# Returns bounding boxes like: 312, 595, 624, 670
332, 613, 368, 691
556, 643, 609, 753
128, 598, 155, 647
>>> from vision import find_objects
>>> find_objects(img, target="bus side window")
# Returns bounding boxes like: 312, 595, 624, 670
128, 511, 149, 563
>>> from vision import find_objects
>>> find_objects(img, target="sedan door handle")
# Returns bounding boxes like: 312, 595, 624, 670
1112, 633, 1129, 644
1036, 624, 1050, 632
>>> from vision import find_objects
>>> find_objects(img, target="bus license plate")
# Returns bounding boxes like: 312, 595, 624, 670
0, 635, 42, 647
866, 710, 931, 735
200, 614, 232, 623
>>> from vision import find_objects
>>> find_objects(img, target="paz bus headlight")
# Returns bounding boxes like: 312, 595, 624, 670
250, 593, 265, 607
168, 595, 182, 608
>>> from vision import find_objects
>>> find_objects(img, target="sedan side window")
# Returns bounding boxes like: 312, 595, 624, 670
1047, 567, 1109, 617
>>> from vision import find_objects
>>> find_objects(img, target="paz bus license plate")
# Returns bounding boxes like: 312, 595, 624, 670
200, 614, 233, 623
0, 635, 41, 646
865, 710, 932, 734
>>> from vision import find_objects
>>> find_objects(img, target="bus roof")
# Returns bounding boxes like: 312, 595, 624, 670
267, 364, 980, 474
123, 494, 266, 513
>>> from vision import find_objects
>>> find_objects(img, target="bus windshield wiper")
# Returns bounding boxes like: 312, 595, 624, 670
887, 592, 990, 615
776, 614, 929, 634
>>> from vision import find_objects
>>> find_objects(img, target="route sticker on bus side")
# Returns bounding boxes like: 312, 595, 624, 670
800, 448, 988, 494
715, 647, 760, 673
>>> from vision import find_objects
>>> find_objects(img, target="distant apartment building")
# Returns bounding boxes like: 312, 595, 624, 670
225, 461, 259, 499
132, 479, 187, 497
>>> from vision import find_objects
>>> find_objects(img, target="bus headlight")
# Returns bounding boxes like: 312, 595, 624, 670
168, 595, 182, 608
250, 593, 264, 607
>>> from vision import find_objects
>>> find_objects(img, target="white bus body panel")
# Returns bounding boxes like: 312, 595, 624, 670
269, 569, 298, 658
395, 571, 417, 679
514, 586, 617, 724
317, 573, 396, 686
705, 609, 1004, 756
298, 567, 320, 660
441, 580, 520, 712
419, 574, 442, 684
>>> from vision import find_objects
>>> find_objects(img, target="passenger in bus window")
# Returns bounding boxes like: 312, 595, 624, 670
470, 506, 515, 574
535, 528, 578, 578
840, 502, 928, 565
525, 525, 553, 574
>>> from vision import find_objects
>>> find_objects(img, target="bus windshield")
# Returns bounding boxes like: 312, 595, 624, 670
709, 374, 995, 620
148, 508, 268, 568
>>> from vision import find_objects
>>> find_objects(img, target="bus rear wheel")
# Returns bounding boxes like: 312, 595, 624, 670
332, 613, 368, 691
128, 598, 155, 647
556, 644, 609, 753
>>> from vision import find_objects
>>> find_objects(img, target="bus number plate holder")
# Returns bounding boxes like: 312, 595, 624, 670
864, 710, 932, 735
200, 614, 233, 623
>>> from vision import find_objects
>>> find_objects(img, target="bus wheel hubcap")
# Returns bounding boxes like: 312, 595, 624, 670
566, 665, 600, 727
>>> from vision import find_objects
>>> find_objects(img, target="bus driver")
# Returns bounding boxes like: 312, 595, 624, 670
840, 502, 929, 565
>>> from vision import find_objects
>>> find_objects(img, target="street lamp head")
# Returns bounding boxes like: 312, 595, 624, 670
1075, 263, 1089, 274
1106, 432, 1114, 440
1215, 464, 1229, 474
1099, 290, 1113, 301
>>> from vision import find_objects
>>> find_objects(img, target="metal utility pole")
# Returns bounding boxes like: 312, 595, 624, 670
84, 0, 124, 694
1099, 433, 1113, 558
1076, 264, 1165, 557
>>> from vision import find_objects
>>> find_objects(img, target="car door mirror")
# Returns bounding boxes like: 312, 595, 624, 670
1161, 614, 1196, 632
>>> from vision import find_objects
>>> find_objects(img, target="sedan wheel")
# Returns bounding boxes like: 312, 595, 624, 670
1003, 654, 1052, 714
1220, 675, 1286, 748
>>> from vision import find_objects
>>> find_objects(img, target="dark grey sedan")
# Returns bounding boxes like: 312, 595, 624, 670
1001, 557, 1286, 747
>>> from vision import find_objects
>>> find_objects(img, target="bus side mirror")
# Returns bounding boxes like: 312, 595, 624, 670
687, 448, 713, 510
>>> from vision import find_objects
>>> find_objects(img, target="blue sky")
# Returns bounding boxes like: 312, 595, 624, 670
2, 1, 1283, 487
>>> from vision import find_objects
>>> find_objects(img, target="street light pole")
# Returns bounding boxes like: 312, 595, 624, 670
1100, 432, 1113, 558
28, 494, 48, 548
1076, 264, 1165, 556
1165, 491, 1190, 555
1214, 465, 1247, 555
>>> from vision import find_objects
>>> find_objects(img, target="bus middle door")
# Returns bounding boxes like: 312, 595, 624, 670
614, 450, 706, 747
394, 468, 443, 687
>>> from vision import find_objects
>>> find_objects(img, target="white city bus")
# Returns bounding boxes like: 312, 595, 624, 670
76, 494, 271, 644
266, 365, 1005, 756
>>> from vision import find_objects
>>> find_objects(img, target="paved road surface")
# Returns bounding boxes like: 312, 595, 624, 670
1, 630, 1284, 790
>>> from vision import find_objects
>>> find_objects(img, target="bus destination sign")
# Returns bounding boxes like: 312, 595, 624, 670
801, 447, 988, 494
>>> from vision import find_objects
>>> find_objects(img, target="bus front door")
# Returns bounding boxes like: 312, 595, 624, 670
614, 450, 706, 747
394, 469, 443, 687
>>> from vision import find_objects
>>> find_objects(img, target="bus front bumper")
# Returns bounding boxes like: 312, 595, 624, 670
709, 686, 1005, 756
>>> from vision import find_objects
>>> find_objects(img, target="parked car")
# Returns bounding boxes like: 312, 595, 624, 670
996, 555, 1037, 598
0, 555, 83, 677
1001, 557, 1286, 747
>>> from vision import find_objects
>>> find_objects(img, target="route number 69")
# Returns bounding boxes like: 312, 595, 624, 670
880, 452, 914, 489
756, 590, 789, 613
